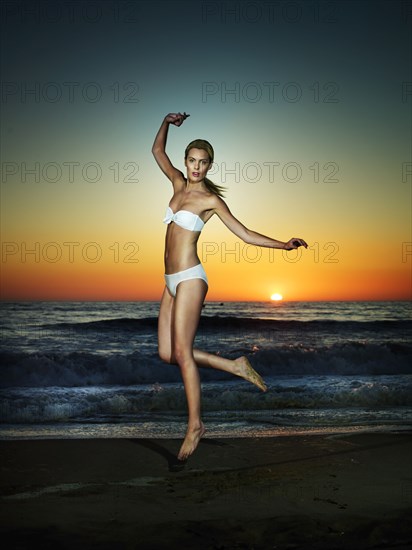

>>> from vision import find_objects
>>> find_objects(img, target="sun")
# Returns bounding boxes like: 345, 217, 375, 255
270, 293, 283, 301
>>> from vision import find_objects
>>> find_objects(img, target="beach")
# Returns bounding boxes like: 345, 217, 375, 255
1, 301, 411, 547
1, 431, 411, 549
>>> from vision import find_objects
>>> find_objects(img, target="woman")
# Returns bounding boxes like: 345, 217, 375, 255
152, 112, 307, 461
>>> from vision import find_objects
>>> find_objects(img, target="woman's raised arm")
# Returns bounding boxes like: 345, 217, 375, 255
151, 112, 189, 183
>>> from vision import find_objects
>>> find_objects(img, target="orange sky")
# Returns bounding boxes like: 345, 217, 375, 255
1, 233, 411, 301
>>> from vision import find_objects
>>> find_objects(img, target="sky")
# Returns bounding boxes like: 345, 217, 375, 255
1, 0, 411, 302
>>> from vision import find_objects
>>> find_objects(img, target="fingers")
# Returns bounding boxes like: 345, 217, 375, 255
293, 238, 308, 248
286, 238, 308, 250
177, 112, 190, 123
169, 112, 190, 126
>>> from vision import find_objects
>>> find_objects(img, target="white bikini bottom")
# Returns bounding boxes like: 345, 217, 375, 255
164, 263, 208, 297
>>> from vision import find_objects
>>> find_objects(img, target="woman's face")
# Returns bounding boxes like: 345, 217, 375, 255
185, 148, 211, 182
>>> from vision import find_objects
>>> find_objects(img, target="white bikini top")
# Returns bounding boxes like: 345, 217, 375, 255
163, 206, 205, 232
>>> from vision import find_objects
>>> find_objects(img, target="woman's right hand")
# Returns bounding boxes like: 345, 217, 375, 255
165, 112, 190, 127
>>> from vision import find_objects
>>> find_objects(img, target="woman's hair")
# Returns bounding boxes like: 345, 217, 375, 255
184, 139, 226, 197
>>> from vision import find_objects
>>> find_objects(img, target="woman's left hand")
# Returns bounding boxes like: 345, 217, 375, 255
284, 238, 308, 250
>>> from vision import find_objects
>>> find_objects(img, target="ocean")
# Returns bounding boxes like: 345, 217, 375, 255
0, 300, 411, 440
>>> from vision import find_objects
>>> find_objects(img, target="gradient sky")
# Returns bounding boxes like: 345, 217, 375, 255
1, 0, 411, 301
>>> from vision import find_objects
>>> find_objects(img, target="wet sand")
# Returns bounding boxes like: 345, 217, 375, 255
1, 432, 411, 549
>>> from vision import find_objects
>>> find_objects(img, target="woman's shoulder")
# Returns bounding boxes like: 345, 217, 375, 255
171, 172, 187, 191
196, 189, 219, 207
205, 192, 226, 210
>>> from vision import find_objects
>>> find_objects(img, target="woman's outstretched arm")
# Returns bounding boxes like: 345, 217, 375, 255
151, 112, 189, 183
213, 195, 308, 250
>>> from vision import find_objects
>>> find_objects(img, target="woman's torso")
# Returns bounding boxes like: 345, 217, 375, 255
164, 189, 214, 274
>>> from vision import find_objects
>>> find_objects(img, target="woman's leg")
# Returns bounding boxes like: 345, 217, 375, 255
158, 286, 175, 364
193, 349, 267, 391
158, 280, 267, 460
158, 287, 266, 391
172, 279, 208, 460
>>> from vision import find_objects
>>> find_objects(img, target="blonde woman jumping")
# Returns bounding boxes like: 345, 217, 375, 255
152, 112, 307, 460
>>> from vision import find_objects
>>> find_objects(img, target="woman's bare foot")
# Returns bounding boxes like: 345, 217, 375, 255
178, 421, 206, 461
235, 356, 267, 392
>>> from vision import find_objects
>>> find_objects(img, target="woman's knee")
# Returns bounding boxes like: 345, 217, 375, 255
158, 346, 175, 364
173, 345, 194, 368
159, 341, 191, 366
